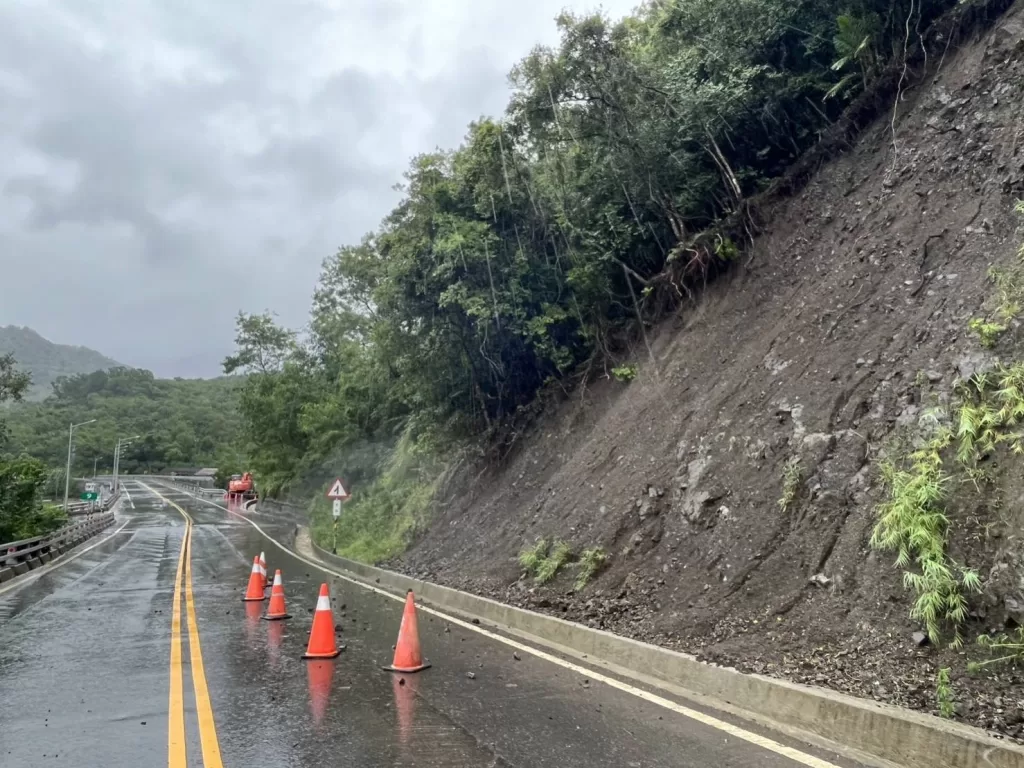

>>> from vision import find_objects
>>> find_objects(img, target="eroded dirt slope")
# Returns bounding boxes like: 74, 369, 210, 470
394, 3, 1024, 738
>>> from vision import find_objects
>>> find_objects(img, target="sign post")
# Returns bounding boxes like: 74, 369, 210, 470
326, 478, 351, 554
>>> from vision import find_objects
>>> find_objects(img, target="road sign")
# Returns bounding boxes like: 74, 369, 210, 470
326, 478, 350, 501
80, 492, 99, 501
332, 499, 342, 519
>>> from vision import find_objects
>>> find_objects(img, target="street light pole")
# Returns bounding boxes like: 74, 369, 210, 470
113, 435, 140, 496
63, 419, 96, 511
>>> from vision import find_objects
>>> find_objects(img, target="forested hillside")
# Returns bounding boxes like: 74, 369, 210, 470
4, 367, 243, 475
0, 325, 123, 400
227, 0, 997, 545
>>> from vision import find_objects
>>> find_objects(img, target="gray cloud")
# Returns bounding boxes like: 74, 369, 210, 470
0, 0, 636, 377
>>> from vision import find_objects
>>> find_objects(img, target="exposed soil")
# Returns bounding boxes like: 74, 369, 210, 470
389, 1, 1024, 742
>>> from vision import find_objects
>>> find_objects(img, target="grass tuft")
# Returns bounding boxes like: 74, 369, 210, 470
777, 456, 802, 512
936, 667, 955, 719
574, 547, 608, 591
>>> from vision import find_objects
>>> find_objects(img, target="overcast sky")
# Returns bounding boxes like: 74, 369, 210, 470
0, 0, 636, 378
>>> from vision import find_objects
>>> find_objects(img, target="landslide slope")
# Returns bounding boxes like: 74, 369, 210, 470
395, 3, 1024, 737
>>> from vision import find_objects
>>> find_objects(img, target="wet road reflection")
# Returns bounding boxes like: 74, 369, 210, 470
0, 479, 860, 768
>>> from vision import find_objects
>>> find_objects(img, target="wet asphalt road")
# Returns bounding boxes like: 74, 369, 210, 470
0, 480, 866, 768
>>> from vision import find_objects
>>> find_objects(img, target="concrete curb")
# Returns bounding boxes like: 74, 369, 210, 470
309, 540, 1024, 768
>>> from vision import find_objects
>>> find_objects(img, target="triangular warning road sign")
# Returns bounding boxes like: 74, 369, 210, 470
326, 478, 350, 500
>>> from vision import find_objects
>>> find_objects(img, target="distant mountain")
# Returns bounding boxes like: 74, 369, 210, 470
0, 325, 125, 400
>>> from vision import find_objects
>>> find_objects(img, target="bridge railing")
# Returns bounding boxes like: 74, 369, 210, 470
0, 511, 117, 583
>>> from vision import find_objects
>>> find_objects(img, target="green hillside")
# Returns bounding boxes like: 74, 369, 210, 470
0, 325, 124, 400
3, 367, 244, 475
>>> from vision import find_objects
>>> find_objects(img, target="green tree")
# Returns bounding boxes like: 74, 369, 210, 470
0, 455, 62, 542
218, 0, 967, 558
0, 355, 64, 541
0, 352, 32, 406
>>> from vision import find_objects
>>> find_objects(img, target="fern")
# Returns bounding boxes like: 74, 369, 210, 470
535, 540, 573, 584
969, 318, 1007, 348
612, 364, 638, 382
519, 538, 574, 584
777, 456, 802, 512
574, 547, 608, 591
519, 539, 550, 574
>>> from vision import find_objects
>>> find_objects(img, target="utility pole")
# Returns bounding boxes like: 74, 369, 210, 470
64, 419, 97, 511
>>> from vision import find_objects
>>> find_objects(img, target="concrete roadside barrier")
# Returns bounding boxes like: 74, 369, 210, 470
308, 540, 1024, 768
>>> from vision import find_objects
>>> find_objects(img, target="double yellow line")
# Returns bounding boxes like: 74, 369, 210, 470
140, 483, 223, 768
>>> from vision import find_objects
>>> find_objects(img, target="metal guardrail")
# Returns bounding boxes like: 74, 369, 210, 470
0, 511, 117, 583
65, 489, 119, 517
166, 478, 259, 510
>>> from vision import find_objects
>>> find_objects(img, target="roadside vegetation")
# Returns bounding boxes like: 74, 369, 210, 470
518, 539, 607, 590
574, 547, 609, 591
220, 0, 979, 558
0, 354, 66, 541
777, 456, 802, 512
871, 202, 1024, 648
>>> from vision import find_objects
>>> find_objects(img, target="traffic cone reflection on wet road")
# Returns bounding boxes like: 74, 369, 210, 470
383, 591, 430, 673
267, 619, 286, 670
306, 660, 335, 727
262, 569, 291, 621
242, 556, 266, 602
302, 583, 343, 659
244, 599, 263, 643
392, 672, 420, 746
258, 551, 269, 590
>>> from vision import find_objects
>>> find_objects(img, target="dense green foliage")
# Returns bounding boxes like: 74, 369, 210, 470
0, 325, 122, 400
227, 0, 965, 558
0, 354, 66, 541
4, 367, 242, 475
871, 203, 1024, 647
0, 455, 65, 542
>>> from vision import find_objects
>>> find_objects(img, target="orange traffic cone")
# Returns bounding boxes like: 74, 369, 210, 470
262, 569, 291, 621
259, 551, 269, 590
383, 591, 430, 673
242, 556, 266, 601
302, 583, 342, 659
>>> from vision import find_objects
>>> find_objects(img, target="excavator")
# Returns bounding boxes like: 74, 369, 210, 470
226, 472, 258, 502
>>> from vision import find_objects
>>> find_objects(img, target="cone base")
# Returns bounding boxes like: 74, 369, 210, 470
303, 648, 343, 659
382, 663, 431, 673
261, 612, 291, 621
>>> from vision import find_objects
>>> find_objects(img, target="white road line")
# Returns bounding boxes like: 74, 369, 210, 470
120, 484, 135, 509
0, 520, 131, 598
167, 484, 841, 768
